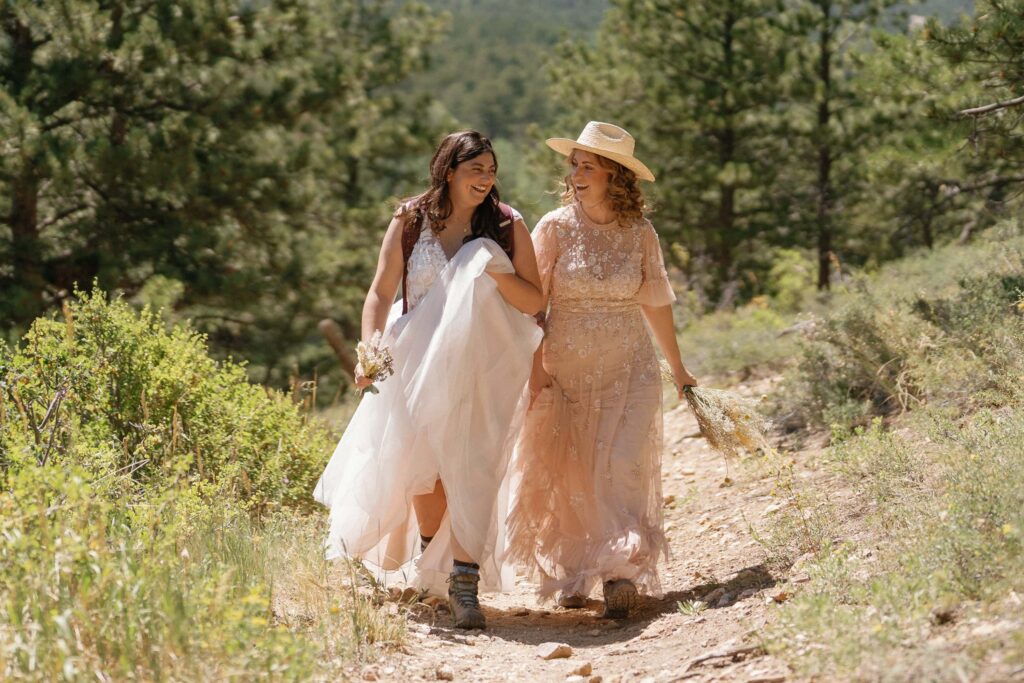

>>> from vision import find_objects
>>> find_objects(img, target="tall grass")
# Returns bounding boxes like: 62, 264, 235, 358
0, 292, 404, 680
0, 470, 404, 681
776, 222, 1024, 430
759, 221, 1024, 681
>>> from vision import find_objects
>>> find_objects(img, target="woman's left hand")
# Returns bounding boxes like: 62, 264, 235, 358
672, 365, 698, 398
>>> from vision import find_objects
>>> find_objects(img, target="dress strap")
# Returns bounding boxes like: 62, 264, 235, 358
498, 202, 516, 259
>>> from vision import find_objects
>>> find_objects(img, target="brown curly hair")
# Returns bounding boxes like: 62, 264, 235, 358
560, 150, 646, 226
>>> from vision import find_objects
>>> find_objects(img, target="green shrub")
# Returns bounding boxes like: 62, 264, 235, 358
763, 223, 1024, 678
765, 408, 1024, 680
0, 465, 317, 681
766, 248, 817, 314
0, 291, 403, 679
679, 298, 799, 379
0, 289, 331, 512
778, 222, 1024, 430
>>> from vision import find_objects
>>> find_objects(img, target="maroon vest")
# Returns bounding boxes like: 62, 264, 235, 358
400, 203, 517, 314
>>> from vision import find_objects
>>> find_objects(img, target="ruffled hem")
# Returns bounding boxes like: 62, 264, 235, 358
506, 382, 669, 602
513, 526, 668, 602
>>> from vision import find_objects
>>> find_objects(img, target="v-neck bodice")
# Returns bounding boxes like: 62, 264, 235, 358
404, 208, 522, 312
405, 225, 449, 311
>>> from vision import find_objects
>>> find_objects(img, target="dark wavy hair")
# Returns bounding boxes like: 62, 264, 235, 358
397, 131, 511, 253
560, 150, 646, 227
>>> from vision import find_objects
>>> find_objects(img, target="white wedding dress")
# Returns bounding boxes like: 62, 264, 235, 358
314, 217, 542, 596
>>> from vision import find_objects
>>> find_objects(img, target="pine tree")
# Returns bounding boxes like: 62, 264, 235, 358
550, 0, 794, 307
778, 0, 906, 289
927, 0, 1024, 227
845, 27, 993, 255
0, 0, 443, 385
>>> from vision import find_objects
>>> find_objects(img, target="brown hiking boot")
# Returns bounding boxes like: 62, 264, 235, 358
557, 593, 588, 609
448, 567, 486, 629
602, 579, 638, 619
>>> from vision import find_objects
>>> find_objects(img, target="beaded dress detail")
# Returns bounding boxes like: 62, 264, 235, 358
507, 202, 676, 601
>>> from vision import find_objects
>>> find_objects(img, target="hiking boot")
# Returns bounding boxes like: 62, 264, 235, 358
557, 593, 588, 609
448, 566, 486, 629
602, 579, 638, 619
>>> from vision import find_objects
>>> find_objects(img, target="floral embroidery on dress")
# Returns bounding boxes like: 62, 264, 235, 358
405, 208, 524, 311
506, 202, 678, 603
405, 222, 447, 311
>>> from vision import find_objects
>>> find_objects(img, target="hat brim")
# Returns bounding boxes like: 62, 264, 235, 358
546, 137, 656, 182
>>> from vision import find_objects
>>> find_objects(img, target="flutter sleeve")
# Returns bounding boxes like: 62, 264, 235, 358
532, 213, 559, 301
636, 221, 677, 307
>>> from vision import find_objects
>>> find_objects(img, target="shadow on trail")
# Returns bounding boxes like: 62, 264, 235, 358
407, 563, 777, 649
636, 563, 777, 621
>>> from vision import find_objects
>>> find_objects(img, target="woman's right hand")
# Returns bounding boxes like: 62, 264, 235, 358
354, 362, 373, 390
528, 367, 553, 399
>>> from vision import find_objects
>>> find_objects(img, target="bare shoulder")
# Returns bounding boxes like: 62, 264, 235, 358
381, 211, 411, 253
512, 217, 532, 245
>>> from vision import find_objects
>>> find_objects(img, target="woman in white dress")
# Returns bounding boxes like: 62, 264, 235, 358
314, 131, 544, 629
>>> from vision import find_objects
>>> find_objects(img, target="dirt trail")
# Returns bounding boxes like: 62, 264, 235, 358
361, 379, 802, 683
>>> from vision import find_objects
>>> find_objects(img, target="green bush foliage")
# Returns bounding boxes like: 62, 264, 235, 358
0, 292, 398, 680
763, 221, 1024, 679
679, 298, 799, 379
766, 409, 1024, 680
0, 289, 331, 512
0, 467, 317, 681
780, 222, 1024, 430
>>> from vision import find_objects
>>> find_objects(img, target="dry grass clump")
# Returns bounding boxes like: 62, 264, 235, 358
661, 361, 772, 459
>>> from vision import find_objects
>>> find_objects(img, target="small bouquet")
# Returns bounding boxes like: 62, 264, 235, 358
661, 361, 771, 459
355, 331, 395, 396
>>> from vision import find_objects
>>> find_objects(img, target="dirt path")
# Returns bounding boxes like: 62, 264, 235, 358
360, 380, 801, 683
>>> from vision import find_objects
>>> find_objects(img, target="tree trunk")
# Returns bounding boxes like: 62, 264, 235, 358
3, 12, 45, 322
816, 6, 833, 291
715, 8, 738, 292
921, 216, 934, 250
10, 170, 44, 320
816, 143, 832, 290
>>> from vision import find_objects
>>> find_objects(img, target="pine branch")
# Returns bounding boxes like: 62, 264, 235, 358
958, 93, 1024, 117
38, 204, 92, 231
939, 174, 1024, 192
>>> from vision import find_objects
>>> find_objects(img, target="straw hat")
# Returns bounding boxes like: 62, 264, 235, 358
546, 121, 655, 182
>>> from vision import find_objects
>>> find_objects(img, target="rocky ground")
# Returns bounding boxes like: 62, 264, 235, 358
348, 378, 828, 683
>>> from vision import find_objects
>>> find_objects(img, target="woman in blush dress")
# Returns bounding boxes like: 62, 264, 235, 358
507, 121, 698, 618
314, 131, 544, 629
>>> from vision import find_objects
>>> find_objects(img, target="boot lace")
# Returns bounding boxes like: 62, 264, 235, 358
448, 571, 481, 609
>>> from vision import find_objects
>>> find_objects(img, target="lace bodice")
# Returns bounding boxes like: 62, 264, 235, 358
404, 208, 523, 311
534, 203, 675, 311
405, 223, 448, 311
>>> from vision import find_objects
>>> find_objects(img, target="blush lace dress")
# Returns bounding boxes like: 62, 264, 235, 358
314, 210, 542, 596
507, 202, 676, 601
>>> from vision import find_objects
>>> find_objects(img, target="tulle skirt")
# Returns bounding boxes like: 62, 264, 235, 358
506, 305, 669, 602
313, 239, 542, 597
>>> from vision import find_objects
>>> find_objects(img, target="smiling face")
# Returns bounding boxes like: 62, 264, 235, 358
569, 150, 613, 204
447, 152, 497, 210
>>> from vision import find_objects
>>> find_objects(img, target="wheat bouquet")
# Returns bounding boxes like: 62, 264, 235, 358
662, 362, 771, 459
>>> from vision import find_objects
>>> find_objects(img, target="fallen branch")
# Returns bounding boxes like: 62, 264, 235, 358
685, 644, 765, 671
318, 318, 357, 381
